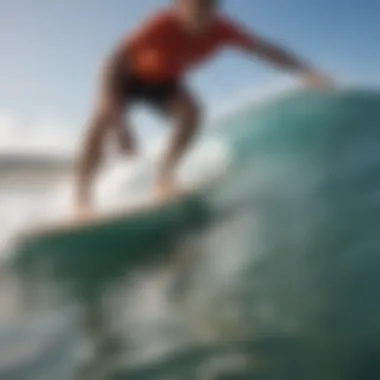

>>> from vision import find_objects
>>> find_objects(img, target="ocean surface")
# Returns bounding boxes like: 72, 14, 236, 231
1, 88, 380, 380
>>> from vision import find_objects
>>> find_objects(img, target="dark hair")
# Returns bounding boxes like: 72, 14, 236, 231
173, 0, 219, 7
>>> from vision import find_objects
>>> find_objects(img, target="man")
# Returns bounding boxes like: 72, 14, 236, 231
75, 0, 331, 215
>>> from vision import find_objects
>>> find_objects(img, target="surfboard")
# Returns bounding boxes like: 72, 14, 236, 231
9, 133, 232, 280
11, 177, 218, 272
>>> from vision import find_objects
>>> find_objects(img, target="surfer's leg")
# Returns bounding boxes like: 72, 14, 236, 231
157, 88, 201, 193
74, 58, 132, 212
75, 95, 123, 211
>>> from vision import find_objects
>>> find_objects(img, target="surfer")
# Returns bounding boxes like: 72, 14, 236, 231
74, 0, 332, 214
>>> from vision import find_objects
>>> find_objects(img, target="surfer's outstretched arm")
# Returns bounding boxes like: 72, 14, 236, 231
220, 18, 332, 88
248, 38, 331, 88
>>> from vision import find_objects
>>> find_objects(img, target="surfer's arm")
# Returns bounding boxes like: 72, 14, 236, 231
251, 39, 333, 88
101, 13, 172, 156
220, 19, 308, 70
247, 38, 308, 72
220, 19, 332, 88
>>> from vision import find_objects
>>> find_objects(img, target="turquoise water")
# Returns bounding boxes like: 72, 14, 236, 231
2, 88, 380, 379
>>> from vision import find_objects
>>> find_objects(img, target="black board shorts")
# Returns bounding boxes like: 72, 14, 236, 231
110, 62, 182, 115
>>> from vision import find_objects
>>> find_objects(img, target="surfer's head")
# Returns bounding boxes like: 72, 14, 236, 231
174, 0, 220, 34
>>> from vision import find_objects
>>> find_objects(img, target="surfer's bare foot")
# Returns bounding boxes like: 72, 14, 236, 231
74, 202, 93, 220
155, 178, 182, 201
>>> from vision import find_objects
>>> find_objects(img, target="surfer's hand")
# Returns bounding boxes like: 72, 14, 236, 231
119, 143, 137, 157
117, 128, 137, 157
301, 70, 334, 89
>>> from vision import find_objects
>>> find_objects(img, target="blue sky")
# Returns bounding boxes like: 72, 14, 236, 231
0, 0, 379, 144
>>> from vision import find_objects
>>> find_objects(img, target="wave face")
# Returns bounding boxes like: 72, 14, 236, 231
3, 88, 380, 379
160, 88, 380, 380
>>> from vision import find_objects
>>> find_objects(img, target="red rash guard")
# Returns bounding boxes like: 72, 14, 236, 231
123, 9, 258, 82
